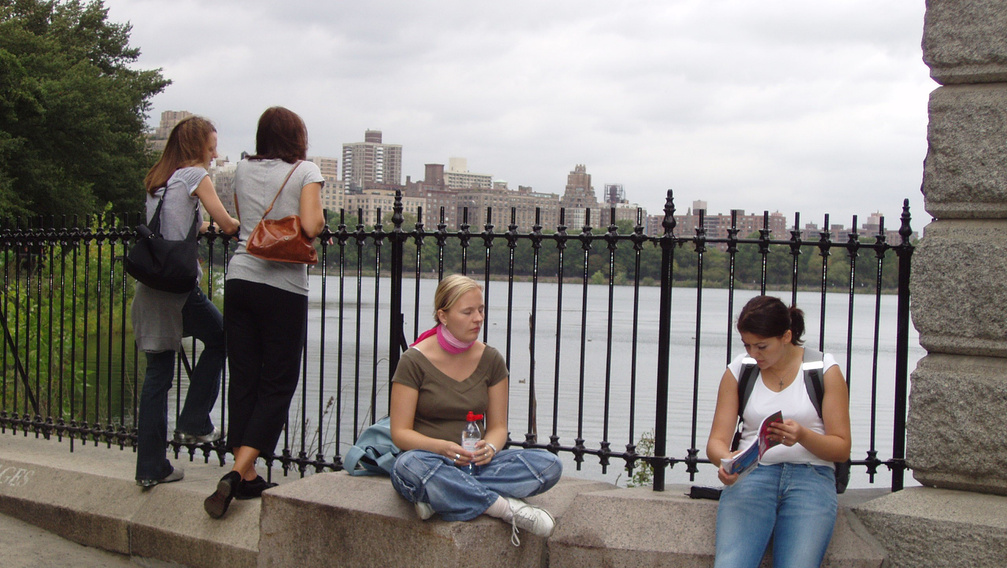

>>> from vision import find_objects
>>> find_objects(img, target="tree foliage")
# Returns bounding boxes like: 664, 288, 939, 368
0, 0, 169, 218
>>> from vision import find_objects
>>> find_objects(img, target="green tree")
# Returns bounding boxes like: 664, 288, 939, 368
0, 0, 169, 218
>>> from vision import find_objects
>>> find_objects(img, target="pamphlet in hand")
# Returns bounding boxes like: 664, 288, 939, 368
721, 411, 784, 479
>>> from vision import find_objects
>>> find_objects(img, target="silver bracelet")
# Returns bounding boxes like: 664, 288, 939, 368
486, 442, 499, 455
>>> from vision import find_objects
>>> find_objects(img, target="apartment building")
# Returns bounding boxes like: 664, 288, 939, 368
209, 158, 237, 217
345, 189, 424, 227
444, 157, 493, 190
146, 110, 194, 153
307, 156, 346, 215
342, 130, 402, 191
559, 164, 600, 229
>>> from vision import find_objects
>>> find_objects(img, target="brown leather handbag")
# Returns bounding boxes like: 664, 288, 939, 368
245, 161, 318, 264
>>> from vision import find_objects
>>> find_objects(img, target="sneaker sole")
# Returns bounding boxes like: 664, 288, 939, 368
174, 430, 222, 444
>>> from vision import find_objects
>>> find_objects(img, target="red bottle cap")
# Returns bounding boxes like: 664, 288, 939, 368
467, 411, 483, 421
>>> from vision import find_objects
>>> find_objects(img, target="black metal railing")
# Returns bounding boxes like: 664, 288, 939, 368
0, 190, 916, 491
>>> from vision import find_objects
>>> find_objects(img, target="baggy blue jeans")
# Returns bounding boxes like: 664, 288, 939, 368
135, 287, 225, 481
714, 463, 837, 568
390, 448, 562, 521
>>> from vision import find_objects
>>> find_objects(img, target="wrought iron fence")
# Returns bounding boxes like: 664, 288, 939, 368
0, 191, 915, 491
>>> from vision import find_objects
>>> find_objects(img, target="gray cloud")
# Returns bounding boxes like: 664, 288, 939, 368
105, 0, 934, 226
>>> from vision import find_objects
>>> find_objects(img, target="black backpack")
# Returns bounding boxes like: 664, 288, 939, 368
734, 348, 851, 493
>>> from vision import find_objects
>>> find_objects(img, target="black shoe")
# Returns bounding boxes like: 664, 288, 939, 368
204, 471, 241, 519
234, 475, 278, 500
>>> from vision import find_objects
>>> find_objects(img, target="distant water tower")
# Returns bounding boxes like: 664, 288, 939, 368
605, 183, 625, 205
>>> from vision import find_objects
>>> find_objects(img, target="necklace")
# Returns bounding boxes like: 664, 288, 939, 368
764, 359, 797, 390
763, 368, 785, 390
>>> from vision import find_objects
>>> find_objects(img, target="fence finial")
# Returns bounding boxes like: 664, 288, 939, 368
661, 190, 676, 236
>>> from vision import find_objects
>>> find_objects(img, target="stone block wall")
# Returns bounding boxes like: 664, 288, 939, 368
910, 0, 1007, 494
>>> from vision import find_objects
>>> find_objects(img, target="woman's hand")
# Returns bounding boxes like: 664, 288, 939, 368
438, 440, 473, 466
471, 440, 497, 466
445, 440, 498, 467
718, 463, 741, 486
768, 418, 806, 447
194, 177, 240, 234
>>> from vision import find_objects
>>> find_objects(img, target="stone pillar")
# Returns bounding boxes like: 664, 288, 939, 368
910, 0, 1007, 495
851, 5, 1007, 566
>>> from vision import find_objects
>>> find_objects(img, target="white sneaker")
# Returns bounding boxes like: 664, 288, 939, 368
136, 466, 184, 488
414, 501, 435, 520
505, 497, 555, 546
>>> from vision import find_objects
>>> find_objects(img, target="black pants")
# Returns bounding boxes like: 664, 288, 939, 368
224, 279, 307, 455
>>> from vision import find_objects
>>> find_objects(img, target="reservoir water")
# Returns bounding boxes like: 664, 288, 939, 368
287, 275, 924, 490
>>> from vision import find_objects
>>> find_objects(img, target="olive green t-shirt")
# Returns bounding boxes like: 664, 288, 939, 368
392, 345, 508, 443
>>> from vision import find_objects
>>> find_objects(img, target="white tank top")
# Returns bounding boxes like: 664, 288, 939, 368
728, 352, 839, 468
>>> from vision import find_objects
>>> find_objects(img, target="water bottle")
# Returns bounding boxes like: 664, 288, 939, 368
461, 411, 483, 474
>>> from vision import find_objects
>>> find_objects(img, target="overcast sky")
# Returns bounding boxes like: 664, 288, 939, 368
103, 0, 935, 227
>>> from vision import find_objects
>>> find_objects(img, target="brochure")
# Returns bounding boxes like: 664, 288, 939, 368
721, 410, 784, 479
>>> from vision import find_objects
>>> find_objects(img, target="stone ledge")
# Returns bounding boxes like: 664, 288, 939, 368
550, 486, 886, 568
0, 435, 262, 568
854, 487, 1007, 568
257, 472, 614, 568
259, 472, 888, 568
4, 433, 979, 568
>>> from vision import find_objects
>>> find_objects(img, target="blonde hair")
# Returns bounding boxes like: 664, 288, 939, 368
144, 116, 216, 195
433, 275, 483, 324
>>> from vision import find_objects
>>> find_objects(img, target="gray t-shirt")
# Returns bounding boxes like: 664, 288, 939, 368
147, 166, 204, 239
131, 166, 206, 352
227, 159, 325, 296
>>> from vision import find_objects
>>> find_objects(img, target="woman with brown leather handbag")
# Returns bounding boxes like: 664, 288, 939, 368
204, 107, 325, 518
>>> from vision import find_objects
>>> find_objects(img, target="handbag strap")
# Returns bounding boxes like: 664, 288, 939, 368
147, 193, 167, 237
147, 183, 201, 241
260, 161, 302, 219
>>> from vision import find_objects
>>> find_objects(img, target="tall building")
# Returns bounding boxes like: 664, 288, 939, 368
342, 130, 402, 192
444, 157, 493, 190
307, 156, 345, 216
559, 164, 600, 229
146, 110, 193, 153
209, 158, 237, 217
405, 163, 458, 228
510, 186, 561, 231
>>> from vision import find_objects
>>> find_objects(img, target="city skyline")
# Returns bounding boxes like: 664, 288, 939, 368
108, 0, 934, 224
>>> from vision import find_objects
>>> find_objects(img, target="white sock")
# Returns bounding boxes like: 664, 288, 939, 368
484, 496, 513, 521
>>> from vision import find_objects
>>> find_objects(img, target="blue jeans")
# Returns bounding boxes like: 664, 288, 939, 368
715, 463, 837, 568
135, 287, 225, 481
390, 448, 562, 522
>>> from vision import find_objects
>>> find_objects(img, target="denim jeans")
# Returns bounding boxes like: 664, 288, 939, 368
714, 463, 837, 568
390, 448, 562, 522
135, 287, 225, 481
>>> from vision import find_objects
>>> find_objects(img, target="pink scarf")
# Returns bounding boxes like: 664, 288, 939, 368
411, 324, 475, 354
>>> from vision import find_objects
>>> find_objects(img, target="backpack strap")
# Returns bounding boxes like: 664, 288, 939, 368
343, 416, 400, 476
733, 357, 759, 450
801, 347, 851, 494
342, 444, 369, 474
736, 357, 759, 416
801, 348, 826, 418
